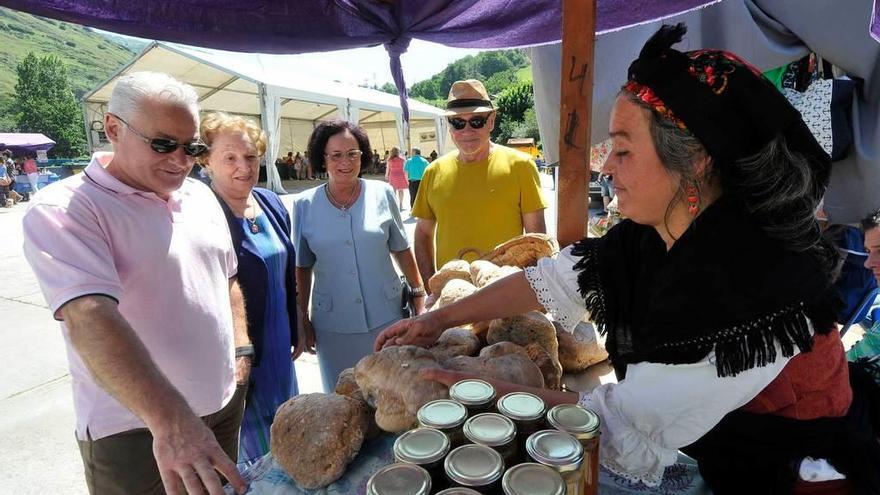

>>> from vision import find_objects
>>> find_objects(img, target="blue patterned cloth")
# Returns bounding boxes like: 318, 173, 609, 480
238, 213, 299, 466
227, 435, 711, 495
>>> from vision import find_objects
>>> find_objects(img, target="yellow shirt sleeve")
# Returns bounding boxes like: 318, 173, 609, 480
517, 159, 548, 213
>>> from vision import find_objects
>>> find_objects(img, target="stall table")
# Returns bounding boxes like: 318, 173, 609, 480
226, 361, 710, 495
12, 172, 59, 194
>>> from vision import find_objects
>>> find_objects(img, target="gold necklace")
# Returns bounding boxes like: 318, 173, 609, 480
325, 181, 359, 211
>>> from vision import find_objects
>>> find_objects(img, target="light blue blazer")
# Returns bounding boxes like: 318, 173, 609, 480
292, 179, 410, 334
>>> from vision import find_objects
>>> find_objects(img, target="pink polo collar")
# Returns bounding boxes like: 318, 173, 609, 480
84, 152, 184, 205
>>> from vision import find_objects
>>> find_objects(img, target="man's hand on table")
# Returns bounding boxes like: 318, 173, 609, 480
151, 409, 248, 495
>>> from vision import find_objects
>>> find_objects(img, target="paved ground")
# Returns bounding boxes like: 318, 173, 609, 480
0, 172, 560, 493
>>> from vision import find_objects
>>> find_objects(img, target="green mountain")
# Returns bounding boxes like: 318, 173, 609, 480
408, 49, 532, 107
406, 49, 538, 146
0, 6, 140, 130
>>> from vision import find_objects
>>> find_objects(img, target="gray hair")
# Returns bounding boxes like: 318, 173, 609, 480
107, 72, 199, 122
623, 90, 833, 266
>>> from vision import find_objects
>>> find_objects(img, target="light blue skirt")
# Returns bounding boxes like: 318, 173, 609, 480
314, 323, 398, 393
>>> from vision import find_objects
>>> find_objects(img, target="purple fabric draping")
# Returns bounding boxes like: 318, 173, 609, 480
0, 133, 55, 152
873, 0, 879, 42
1, 0, 722, 122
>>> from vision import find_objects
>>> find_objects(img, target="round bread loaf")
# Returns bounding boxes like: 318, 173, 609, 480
435, 279, 478, 309
556, 321, 609, 373
429, 327, 481, 363
428, 259, 472, 294
354, 345, 449, 432
270, 393, 371, 489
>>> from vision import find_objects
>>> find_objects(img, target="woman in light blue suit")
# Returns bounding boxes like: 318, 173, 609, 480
293, 120, 426, 392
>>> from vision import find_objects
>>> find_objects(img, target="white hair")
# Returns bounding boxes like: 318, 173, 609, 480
107, 71, 199, 122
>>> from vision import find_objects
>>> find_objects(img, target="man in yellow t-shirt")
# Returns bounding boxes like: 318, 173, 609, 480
411, 79, 547, 288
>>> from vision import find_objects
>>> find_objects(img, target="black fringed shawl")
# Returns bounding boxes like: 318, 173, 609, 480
572, 195, 841, 379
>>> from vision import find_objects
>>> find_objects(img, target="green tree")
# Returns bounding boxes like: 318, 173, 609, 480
411, 78, 442, 100
484, 68, 519, 95
476, 51, 511, 79
378, 82, 398, 95
0, 97, 16, 132
491, 81, 535, 144
12, 52, 87, 158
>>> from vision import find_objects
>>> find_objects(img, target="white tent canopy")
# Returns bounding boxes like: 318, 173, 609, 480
82, 42, 451, 192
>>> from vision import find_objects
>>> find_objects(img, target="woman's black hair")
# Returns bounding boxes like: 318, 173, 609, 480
306, 119, 372, 174
623, 89, 837, 271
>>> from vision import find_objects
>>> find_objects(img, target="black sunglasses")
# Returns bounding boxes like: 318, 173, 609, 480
111, 114, 209, 157
447, 115, 489, 131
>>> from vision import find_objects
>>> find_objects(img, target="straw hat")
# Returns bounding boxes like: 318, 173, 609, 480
444, 79, 494, 116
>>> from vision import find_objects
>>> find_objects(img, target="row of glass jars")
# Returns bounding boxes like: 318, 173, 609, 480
366, 379, 601, 495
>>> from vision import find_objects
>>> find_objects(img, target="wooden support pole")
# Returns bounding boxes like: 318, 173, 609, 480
557, 0, 597, 247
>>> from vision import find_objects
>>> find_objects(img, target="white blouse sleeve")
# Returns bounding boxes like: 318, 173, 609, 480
578, 344, 796, 486
524, 245, 589, 331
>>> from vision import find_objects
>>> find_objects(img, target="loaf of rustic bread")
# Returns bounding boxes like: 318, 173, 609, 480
270, 393, 371, 489
354, 345, 448, 433
428, 259, 472, 294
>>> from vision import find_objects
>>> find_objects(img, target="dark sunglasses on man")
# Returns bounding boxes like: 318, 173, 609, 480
447, 115, 489, 131
110, 113, 209, 157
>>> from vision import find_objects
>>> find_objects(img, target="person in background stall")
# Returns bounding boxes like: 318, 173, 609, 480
22, 71, 248, 495
283, 151, 295, 180
403, 147, 429, 209
199, 111, 302, 466
303, 151, 313, 180
384, 146, 408, 211
429, 149, 438, 162
0, 151, 11, 207
598, 172, 614, 216
23, 152, 40, 193
372, 149, 381, 174
292, 151, 303, 180
293, 119, 426, 393
378, 25, 880, 494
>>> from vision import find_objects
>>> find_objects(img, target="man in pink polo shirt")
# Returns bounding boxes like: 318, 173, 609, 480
23, 72, 250, 495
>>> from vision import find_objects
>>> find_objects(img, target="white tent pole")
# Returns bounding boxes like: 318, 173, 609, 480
349, 106, 360, 125
394, 113, 407, 152
434, 115, 448, 156
337, 100, 351, 122
259, 83, 285, 193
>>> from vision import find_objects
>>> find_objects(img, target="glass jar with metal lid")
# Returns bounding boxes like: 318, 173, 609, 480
526, 430, 585, 495
502, 463, 566, 495
547, 404, 601, 495
444, 444, 505, 495
462, 412, 518, 466
496, 391, 547, 456
366, 463, 432, 495
393, 427, 451, 491
435, 488, 482, 495
417, 399, 468, 448
449, 379, 496, 415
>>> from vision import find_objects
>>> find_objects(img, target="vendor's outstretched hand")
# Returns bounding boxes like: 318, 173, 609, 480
374, 314, 444, 351
419, 367, 481, 387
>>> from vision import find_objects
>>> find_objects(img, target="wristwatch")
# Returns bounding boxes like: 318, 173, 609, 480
235, 345, 255, 358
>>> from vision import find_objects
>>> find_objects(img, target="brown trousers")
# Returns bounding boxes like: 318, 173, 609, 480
77, 384, 247, 495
